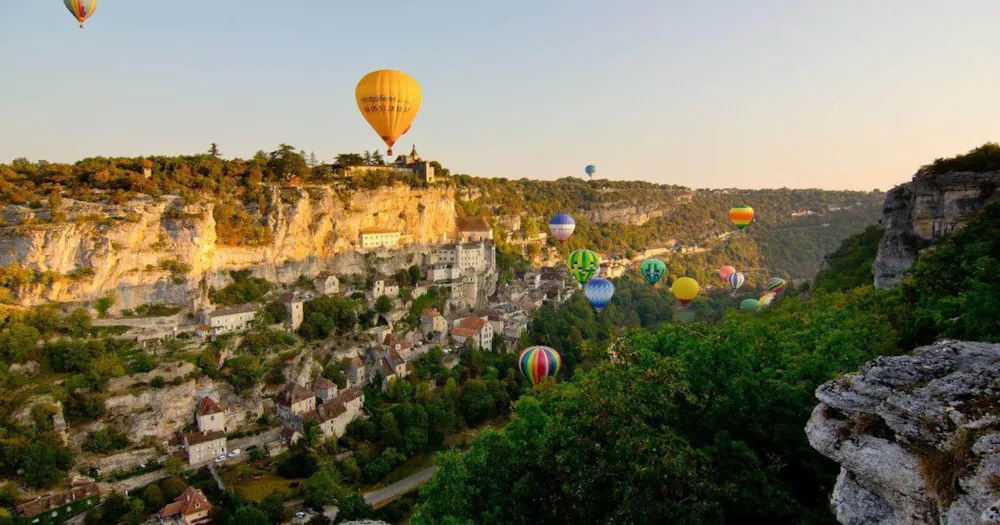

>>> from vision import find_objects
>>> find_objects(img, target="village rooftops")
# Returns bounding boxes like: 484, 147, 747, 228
277, 382, 315, 406
280, 292, 301, 303
15, 483, 100, 518
386, 348, 405, 367
313, 378, 335, 390
196, 396, 224, 416
456, 217, 491, 232
159, 487, 212, 520
458, 317, 488, 330
451, 327, 478, 338
421, 308, 441, 317
208, 303, 259, 319
184, 430, 225, 446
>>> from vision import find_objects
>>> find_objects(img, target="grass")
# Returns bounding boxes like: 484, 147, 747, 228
917, 429, 979, 507
220, 462, 304, 502
91, 325, 131, 336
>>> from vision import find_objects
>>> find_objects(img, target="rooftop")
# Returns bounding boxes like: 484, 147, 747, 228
196, 396, 224, 416
456, 217, 491, 232
184, 430, 226, 446
313, 378, 335, 390
451, 327, 478, 338
209, 303, 259, 319
16, 483, 101, 518
159, 487, 212, 519
277, 382, 315, 406
360, 227, 400, 234
280, 292, 301, 304
458, 317, 488, 330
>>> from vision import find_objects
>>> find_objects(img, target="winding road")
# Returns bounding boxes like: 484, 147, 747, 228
363, 466, 437, 508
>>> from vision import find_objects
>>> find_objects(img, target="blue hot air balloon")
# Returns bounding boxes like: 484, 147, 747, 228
584, 278, 615, 312
585, 165, 596, 178
549, 214, 576, 244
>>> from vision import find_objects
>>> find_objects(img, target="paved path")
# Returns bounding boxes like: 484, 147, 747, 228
363, 466, 437, 507
208, 463, 226, 492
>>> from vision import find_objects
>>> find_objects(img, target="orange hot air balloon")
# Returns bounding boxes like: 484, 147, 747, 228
355, 70, 422, 156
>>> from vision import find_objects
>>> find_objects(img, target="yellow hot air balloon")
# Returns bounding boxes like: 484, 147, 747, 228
670, 277, 700, 306
355, 70, 422, 156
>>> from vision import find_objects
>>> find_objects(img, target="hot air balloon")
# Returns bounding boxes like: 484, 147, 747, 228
549, 214, 576, 244
717, 265, 736, 280
640, 259, 666, 286
740, 298, 761, 312
518, 346, 562, 386
64, 0, 97, 28
766, 277, 787, 294
671, 277, 699, 306
584, 278, 615, 312
760, 292, 776, 307
729, 205, 755, 231
727, 272, 745, 294
585, 165, 596, 178
566, 249, 600, 286
355, 70, 422, 156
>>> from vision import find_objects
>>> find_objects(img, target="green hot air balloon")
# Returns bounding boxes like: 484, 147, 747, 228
639, 259, 666, 286
740, 298, 761, 312
566, 249, 600, 286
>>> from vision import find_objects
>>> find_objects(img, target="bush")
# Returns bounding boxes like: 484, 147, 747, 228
84, 427, 130, 454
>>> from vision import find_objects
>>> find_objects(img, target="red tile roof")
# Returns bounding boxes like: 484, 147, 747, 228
16, 483, 101, 518
184, 430, 225, 446
159, 487, 212, 519
451, 327, 478, 338
459, 317, 488, 330
196, 396, 224, 416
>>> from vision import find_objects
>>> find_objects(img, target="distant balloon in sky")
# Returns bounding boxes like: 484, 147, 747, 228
64, 0, 97, 28
585, 165, 596, 178
355, 70, 422, 156
671, 277, 699, 306
566, 249, 600, 286
584, 278, 615, 312
717, 265, 736, 280
740, 298, 761, 312
518, 346, 562, 386
549, 214, 576, 244
729, 205, 755, 231
640, 259, 666, 286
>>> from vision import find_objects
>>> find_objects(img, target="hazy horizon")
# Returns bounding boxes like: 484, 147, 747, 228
2, 1, 998, 191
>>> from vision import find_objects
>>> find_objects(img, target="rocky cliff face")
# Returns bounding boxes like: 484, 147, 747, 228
806, 340, 1000, 524
874, 172, 1000, 289
0, 184, 457, 307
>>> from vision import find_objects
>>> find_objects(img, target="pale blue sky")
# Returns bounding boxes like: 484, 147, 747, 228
2, 1, 998, 190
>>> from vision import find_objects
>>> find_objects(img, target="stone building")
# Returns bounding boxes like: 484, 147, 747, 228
159, 486, 213, 525
281, 293, 304, 331
195, 396, 226, 433
456, 217, 493, 243
420, 308, 447, 337
313, 378, 338, 403
360, 228, 401, 250
451, 316, 494, 350
313, 272, 340, 295
275, 382, 317, 422
201, 304, 258, 339
15, 482, 101, 524
301, 388, 366, 439
183, 430, 227, 465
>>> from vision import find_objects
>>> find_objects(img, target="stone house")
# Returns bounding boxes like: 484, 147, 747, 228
313, 378, 338, 403
451, 316, 494, 350
360, 228, 401, 250
301, 388, 365, 439
202, 303, 258, 339
159, 486, 212, 525
420, 308, 447, 337
281, 293, 304, 331
456, 217, 493, 243
313, 271, 340, 295
15, 482, 101, 524
382, 333, 413, 360
347, 357, 369, 388
275, 382, 316, 422
183, 430, 227, 465
378, 349, 415, 390
195, 396, 226, 433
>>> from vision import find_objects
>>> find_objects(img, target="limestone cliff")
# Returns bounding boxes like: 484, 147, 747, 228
806, 340, 1000, 524
874, 172, 1000, 289
0, 184, 457, 308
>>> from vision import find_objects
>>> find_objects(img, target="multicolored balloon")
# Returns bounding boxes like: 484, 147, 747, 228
355, 70, 422, 156
585, 165, 596, 178
766, 277, 787, 294
584, 278, 615, 312
566, 249, 600, 286
740, 298, 761, 312
727, 272, 745, 292
718, 265, 736, 280
549, 214, 576, 244
729, 205, 755, 231
518, 346, 562, 386
639, 259, 666, 286
64, 0, 97, 28
671, 277, 700, 306
760, 292, 776, 307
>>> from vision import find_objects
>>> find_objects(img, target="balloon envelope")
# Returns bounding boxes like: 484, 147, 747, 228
64, 0, 97, 28
585, 165, 596, 178
566, 249, 600, 286
549, 214, 576, 244
741, 298, 761, 312
729, 205, 755, 230
727, 272, 746, 291
640, 259, 666, 286
760, 292, 776, 307
584, 278, 615, 311
671, 277, 699, 305
766, 277, 787, 293
518, 346, 562, 386
355, 70, 422, 156
718, 265, 736, 280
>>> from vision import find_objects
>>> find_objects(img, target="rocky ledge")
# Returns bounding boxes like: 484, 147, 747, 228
806, 340, 1000, 524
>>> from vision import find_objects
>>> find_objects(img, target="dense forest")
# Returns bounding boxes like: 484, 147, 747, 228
411, 202, 1000, 524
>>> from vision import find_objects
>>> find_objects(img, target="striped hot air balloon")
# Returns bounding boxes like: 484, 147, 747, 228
566, 249, 600, 286
640, 259, 666, 286
729, 205, 755, 231
64, 0, 97, 28
727, 272, 745, 293
518, 346, 562, 386
766, 277, 787, 294
549, 214, 576, 244
584, 278, 615, 312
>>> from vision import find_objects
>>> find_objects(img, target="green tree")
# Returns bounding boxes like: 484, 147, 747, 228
375, 295, 393, 314
163, 457, 186, 477
268, 144, 310, 180
232, 506, 270, 525
141, 483, 164, 509
94, 294, 115, 318
0, 323, 40, 362
458, 379, 493, 425
305, 466, 342, 507
160, 476, 187, 500
63, 308, 92, 338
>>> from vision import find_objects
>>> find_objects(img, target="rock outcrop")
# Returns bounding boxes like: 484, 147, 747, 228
874, 172, 1000, 289
0, 184, 457, 307
806, 340, 1000, 524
